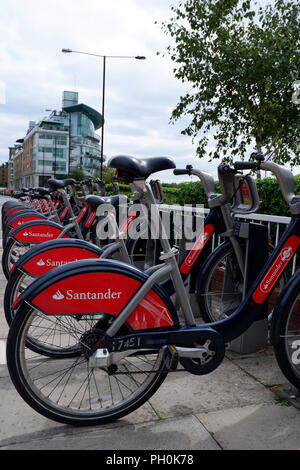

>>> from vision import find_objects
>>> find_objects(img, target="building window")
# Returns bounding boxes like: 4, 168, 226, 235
39, 135, 67, 145
38, 147, 66, 159
53, 163, 66, 172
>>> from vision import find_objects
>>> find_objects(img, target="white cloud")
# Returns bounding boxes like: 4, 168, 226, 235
0, 0, 222, 181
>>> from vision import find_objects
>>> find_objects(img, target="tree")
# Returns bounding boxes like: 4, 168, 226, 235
102, 165, 116, 184
159, 0, 300, 165
69, 167, 87, 181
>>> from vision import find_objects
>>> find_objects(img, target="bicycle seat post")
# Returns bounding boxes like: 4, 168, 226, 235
58, 186, 83, 239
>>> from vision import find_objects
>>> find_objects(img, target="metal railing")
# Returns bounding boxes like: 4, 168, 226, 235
159, 204, 298, 275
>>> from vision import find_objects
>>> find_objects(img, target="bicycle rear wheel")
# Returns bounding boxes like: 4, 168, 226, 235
7, 304, 168, 426
196, 242, 286, 323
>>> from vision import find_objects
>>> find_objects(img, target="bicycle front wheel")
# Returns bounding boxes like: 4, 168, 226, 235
7, 304, 168, 426
272, 272, 300, 390
2, 237, 32, 279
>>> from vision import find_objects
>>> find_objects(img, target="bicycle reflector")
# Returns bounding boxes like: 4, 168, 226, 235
231, 175, 260, 214
240, 180, 252, 206
150, 180, 165, 204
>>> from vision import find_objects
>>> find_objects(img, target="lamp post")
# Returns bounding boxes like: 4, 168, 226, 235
42, 147, 45, 183
62, 48, 146, 180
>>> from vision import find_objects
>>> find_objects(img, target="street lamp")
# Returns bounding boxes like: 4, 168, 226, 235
62, 48, 146, 180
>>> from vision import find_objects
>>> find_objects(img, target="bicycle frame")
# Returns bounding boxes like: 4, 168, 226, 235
96, 177, 247, 295
100, 188, 300, 351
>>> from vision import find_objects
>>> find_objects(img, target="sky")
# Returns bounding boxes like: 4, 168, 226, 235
0, 0, 223, 183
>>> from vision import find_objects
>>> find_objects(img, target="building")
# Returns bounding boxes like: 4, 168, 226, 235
9, 91, 103, 189
0, 161, 8, 186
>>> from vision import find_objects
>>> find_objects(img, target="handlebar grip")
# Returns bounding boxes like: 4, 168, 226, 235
173, 169, 190, 175
234, 161, 258, 171
218, 163, 236, 175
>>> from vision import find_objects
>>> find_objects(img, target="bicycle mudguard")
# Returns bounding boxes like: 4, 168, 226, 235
8, 220, 70, 244
8, 213, 46, 229
3, 202, 23, 211
16, 259, 179, 331
4, 209, 32, 223
14, 238, 103, 277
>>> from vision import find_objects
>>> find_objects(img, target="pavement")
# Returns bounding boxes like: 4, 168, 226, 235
1, 196, 300, 451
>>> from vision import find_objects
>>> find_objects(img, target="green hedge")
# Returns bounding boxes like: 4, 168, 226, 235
175, 176, 300, 217
105, 183, 180, 205
77, 176, 298, 217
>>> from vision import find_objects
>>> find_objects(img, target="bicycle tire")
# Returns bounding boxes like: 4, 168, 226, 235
7, 303, 169, 426
4, 267, 34, 326
196, 242, 286, 323
272, 270, 300, 390
2, 237, 32, 280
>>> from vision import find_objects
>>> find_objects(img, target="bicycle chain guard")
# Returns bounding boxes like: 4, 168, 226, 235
178, 330, 225, 376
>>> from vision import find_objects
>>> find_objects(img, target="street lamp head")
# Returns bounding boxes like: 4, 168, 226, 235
135, 56, 146, 60
62, 48, 73, 53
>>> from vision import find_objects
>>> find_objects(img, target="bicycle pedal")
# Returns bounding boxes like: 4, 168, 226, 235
165, 344, 179, 371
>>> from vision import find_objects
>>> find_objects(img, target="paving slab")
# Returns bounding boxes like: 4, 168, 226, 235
197, 403, 300, 450
0, 364, 160, 444
227, 347, 287, 386
148, 358, 275, 418
0, 414, 220, 450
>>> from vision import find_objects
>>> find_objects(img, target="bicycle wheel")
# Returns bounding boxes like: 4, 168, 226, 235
196, 242, 286, 323
2, 237, 32, 279
4, 268, 34, 326
7, 304, 168, 426
272, 272, 300, 389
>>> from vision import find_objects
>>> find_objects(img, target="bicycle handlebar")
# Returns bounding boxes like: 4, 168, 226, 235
173, 165, 216, 198
234, 158, 296, 207
233, 161, 258, 171
261, 161, 295, 206
173, 169, 190, 176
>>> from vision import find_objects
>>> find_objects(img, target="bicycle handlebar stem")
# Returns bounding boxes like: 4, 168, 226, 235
173, 166, 216, 200
234, 158, 300, 215
260, 161, 296, 207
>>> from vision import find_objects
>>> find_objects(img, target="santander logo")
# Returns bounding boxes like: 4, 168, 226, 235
37, 259, 46, 266
253, 236, 300, 304
25, 232, 54, 238
180, 224, 214, 274
259, 246, 293, 294
36, 258, 79, 267
52, 290, 65, 300
281, 247, 292, 262
21, 231, 54, 239
51, 288, 122, 301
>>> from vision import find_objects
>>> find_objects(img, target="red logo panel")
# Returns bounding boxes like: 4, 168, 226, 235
85, 212, 97, 228
76, 204, 88, 223
31, 272, 174, 329
119, 212, 138, 235
22, 247, 100, 276
11, 215, 44, 228
14, 224, 69, 243
252, 235, 300, 304
59, 207, 69, 221
180, 224, 214, 274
